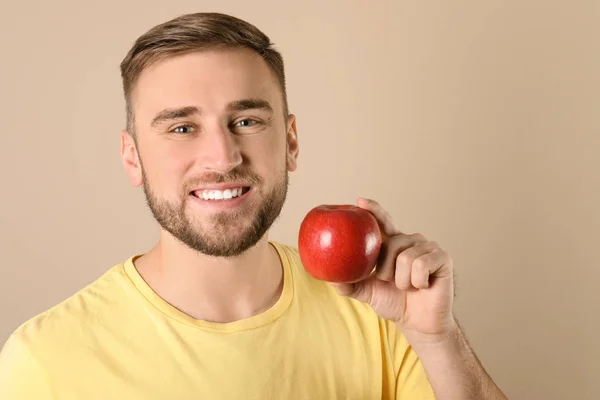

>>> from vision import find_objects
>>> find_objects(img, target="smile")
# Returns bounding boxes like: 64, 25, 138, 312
191, 186, 252, 201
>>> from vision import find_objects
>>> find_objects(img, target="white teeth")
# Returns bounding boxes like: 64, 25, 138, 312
197, 187, 245, 201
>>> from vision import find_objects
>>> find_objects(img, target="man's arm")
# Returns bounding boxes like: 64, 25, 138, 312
331, 197, 507, 400
405, 320, 508, 400
0, 333, 54, 399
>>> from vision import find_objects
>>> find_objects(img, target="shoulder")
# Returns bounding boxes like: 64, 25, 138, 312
0, 259, 135, 395
1, 259, 134, 359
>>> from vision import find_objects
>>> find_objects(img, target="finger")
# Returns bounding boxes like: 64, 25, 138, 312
376, 233, 428, 282
328, 282, 355, 297
411, 248, 451, 290
411, 248, 452, 288
394, 256, 413, 290
356, 197, 400, 237
328, 277, 377, 304
395, 241, 441, 289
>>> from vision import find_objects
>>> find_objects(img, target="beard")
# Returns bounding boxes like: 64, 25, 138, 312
141, 165, 289, 258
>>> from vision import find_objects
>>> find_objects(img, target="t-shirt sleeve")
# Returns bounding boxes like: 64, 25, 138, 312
0, 332, 54, 399
386, 320, 436, 399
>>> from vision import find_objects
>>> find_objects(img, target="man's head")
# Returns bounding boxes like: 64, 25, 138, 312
118, 12, 299, 257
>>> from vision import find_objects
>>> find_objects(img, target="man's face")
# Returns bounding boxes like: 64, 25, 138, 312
121, 48, 299, 257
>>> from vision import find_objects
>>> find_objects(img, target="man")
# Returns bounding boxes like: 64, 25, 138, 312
0, 12, 507, 399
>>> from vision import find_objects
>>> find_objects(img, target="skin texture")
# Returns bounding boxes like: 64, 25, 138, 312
119, 47, 506, 399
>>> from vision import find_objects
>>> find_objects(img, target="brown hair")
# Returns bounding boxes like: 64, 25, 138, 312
119, 12, 288, 133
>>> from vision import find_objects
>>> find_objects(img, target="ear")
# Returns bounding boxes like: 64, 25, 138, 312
120, 130, 143, 187
285, 114, 299, 172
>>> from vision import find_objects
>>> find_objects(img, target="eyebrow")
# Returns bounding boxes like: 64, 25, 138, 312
150, 99, 274, 127
227, 98, 274, 113
150, 106, 200, 127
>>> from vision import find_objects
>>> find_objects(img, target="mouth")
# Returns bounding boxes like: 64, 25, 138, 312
190, 186, 252, 201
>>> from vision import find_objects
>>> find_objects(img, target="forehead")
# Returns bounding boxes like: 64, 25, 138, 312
132, 48, 282, 123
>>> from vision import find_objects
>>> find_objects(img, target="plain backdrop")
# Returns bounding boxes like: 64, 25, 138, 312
1, 1, 599, 399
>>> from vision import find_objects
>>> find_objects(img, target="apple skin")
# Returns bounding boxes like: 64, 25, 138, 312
298, 205, 382, 283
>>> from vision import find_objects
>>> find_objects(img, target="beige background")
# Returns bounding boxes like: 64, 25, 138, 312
1, 0, 598, 398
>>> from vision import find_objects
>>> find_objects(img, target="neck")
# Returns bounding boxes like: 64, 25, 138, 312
134, 232, 283, 323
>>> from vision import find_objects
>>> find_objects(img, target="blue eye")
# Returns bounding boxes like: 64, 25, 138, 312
173, 125, 194, 134
236, 119, 256, 127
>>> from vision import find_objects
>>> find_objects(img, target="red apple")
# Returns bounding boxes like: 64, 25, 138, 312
298, 205, 382, 283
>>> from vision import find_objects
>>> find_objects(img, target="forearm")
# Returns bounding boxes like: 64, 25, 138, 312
403, 321, 507, 400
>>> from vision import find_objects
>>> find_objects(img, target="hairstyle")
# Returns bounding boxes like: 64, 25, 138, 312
119, 12, 288, 134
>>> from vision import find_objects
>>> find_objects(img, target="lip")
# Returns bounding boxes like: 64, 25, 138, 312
189, 183, 252, 192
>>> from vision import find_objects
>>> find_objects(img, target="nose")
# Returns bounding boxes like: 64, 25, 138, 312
197, 122, 243, 173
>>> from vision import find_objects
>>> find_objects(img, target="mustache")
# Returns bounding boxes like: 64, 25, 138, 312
183, 168, 261, 191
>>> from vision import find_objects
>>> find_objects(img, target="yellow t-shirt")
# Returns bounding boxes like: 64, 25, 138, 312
0, 242, 435, 399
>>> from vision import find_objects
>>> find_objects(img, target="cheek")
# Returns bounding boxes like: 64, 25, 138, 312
143, 144, 192, 191
247, 133, 287, 167
242, 142, 285, 187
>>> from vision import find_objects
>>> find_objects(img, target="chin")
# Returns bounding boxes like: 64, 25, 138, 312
178, 215, 266, 257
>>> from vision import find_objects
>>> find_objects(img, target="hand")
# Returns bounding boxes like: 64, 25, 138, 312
330, 197, 457, 342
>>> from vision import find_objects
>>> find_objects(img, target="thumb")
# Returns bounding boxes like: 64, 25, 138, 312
328, 278, 376, 304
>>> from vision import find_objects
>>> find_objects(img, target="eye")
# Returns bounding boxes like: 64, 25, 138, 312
235, 119, 257, 128
171, 125, 195, 134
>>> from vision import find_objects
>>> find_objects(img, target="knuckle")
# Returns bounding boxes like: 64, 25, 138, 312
434, 248, 451, 262
389, 234, 407, 249
444, 253, 454, 267
396, 253, 413, 267
412, 257, 428, 272
411, 233, 427, 243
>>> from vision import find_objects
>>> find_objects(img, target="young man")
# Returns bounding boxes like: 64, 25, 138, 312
0, 12, 507, 399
